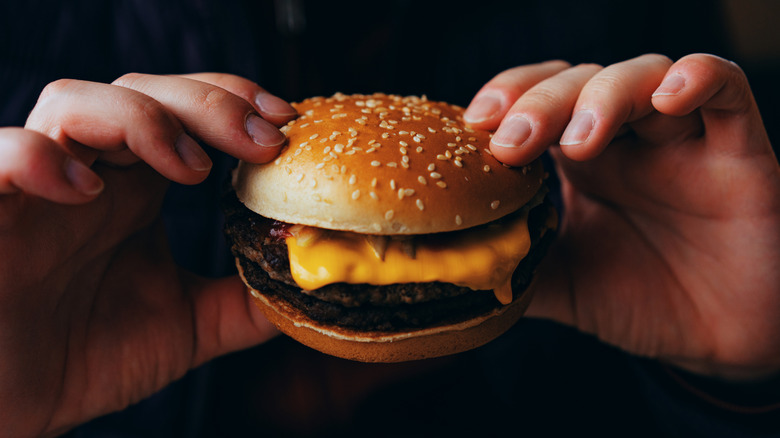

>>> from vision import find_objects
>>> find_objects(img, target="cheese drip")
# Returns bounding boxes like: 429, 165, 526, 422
286, 212, 531, 304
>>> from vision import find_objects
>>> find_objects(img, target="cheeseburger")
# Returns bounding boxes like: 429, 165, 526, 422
224, 93, 556, 362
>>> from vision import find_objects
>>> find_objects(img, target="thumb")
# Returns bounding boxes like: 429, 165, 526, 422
187, 273, 278, 367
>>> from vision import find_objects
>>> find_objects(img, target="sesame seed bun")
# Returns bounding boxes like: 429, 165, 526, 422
226, 92, 557, 363
233, 93, 545, 235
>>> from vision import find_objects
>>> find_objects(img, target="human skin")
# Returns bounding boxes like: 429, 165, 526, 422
0, 73, 293, 437
1, 53, 778, 436
464, 53, 780, 381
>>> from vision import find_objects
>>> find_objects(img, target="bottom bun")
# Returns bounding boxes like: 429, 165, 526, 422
237, 260, 534, 363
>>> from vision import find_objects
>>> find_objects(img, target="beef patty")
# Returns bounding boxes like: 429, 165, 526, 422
223, 192, 554, 332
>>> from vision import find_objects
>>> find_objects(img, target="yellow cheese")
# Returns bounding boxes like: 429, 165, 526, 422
285, 212, 531, 304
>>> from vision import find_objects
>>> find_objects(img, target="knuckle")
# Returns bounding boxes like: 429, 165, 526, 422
111, 72, 146, 89
193, 86, 237, 114
639, 53, 673, 66
38, 79, 76, 102
524, 85, 567, 109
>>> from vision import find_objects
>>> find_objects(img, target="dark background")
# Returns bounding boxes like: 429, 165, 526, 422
2, 1, 779, 436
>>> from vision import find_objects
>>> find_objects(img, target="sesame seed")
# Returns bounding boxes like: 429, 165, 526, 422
340, 165, 347, 174
368, 139, 376, 146
382, 133, 389, 139
401, 161, 410, 169
418, 176, 427, 185
491, 200, 500, 209
404, 188, 415, 197
399, 140, 408, 147
366, 147, 376, 153
399, 130, 409, 135
371, 160, 381, 167
445, 150, 453, 159
295, 173, 304, 182
300, 141, 309, 148
309, 134, 319, 140
387, 162, 398, 168
371, 178, 377, 187
428, 127, 437, 133
484, 148, 493, 156
427, 163, 436, 171
315, 163, 325, 169
466, 144, 477, 151
400, 147, 407, 155
455, 215, 463, 225
320, 138, 327, 143
447, 143, 457, 147
370, 191, 378, 200
385, 210, 394, 220
397, 188, 405, 200
390, 179, 397, 190
430, 172, 442, 179
274, 158, 281, 165
372, 223, 382, 232
416, 199, 425, 210
349, 175, 357, 185
413, 136, 422, 143
310, 179, 317, 188
402, 155, 410, 164
437, 154, 447, 160
436, 181, 448, 188
334, 144, 345, 153
352, 190, 361, 200
456, 136, 462, 142
416, 146, 423, 153
483, 165, 491, 172
454, 160, 463, 168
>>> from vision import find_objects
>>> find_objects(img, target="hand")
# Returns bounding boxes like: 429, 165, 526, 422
0, 73, 295, 437
465, 54, 780, 381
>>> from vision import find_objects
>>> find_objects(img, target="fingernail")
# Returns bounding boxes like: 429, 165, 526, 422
175, 133, 212, 172
491, 115, 532, 148
65, 157, 104, 196
246, 113, 286, 147
560, 110, 594, 146
464, 93, 503, 124
255, 92, 297, 117
653, 74, 686, 96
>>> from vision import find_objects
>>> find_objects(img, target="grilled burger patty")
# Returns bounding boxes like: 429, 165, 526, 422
224, 192, 554, 332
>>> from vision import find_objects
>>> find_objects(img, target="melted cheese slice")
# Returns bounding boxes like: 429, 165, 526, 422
285, 212, 531, 304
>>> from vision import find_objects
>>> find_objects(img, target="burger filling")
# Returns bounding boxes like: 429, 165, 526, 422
224, 192, 555, 332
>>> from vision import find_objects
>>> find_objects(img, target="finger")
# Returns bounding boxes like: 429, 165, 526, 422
179, 73, 297, 127
463, 60, 572, 129
651, 53, 770, 156
0, 127, 104, 203
113, 73, 286, 163
188, 274, 278, 367
558, 54, 673, 161
26, 79, 212, 185
488, 63, 603, 166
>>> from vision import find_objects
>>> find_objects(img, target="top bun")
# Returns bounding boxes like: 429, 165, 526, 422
233, 93, 544, 235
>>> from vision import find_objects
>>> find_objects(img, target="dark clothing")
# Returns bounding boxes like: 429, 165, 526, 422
2, 1, 777, 436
